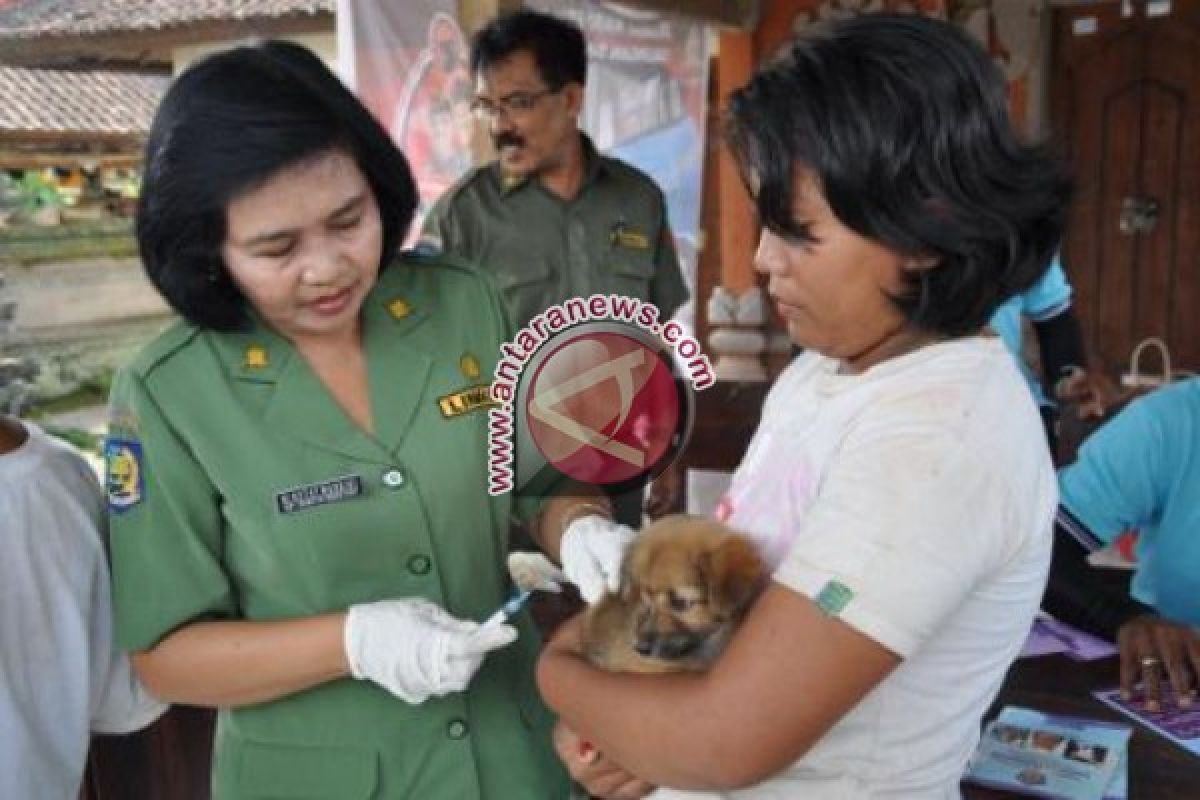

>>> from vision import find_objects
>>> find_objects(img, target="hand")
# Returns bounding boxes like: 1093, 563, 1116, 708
1056, 367, 1117, 420
1117, 614, 1200, 711
553, 720, 655, 800
560, 515, 636, 604
507, 551, 567, 593
644, 463, 683, 519
344, 598, 516, 704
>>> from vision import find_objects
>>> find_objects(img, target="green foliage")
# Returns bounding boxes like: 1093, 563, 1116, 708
16, 172, 64, 212
27, 381, 109, 416
0, 219, 137, 265
42, 424, 102, 455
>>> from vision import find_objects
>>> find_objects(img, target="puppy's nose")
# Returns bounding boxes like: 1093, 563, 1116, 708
658, 633, 700, 659
636, 632, 699, 660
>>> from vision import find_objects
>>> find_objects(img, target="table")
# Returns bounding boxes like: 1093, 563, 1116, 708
963, 653, 1200, 798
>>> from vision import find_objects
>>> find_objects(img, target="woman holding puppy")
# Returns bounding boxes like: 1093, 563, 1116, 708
538, 13, 1070, 798
104, 40, 612, 799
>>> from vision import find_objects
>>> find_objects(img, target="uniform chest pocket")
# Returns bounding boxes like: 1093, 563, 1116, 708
605, 245, 656, 299
233, 737, 379, 799
225, 472, 414, 604
494, 258, 554, 328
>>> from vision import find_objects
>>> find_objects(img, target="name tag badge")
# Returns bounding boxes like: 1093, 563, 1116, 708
276, 475, 364, 514
613, 228, 650, 250
438, 384, 499, 418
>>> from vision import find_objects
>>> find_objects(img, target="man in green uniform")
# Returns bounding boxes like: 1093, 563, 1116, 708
421, 9, 689, 525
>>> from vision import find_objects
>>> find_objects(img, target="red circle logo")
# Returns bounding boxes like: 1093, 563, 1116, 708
524, 330, 681, 485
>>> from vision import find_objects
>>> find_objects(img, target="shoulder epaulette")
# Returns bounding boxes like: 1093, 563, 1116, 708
397, 248, 483, 277
125, 320, 201, 377
441, 164, 492, 202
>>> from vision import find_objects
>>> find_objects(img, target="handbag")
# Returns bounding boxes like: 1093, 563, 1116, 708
1119, 337, 1194, 393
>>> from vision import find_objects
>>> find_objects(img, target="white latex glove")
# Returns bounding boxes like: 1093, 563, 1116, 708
344, 598, 516, 704
507, 551, 567, 593
559, 515, 637, 604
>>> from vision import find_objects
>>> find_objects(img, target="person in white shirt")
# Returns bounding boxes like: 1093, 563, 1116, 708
537, 13, 1070, 799
0, 415, 165, 800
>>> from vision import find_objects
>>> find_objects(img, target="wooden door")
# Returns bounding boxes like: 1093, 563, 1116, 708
1051, 0, 1200, 375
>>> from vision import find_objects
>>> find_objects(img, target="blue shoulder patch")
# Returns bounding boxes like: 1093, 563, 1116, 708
104, 437, 145, 512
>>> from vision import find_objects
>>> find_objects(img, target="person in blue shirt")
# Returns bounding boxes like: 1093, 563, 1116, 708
1043, 378, 1200, 712
989, 256, 1114, 455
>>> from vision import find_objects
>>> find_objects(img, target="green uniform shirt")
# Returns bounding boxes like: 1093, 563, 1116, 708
106, 252, 567, 800
421, 134, 689, 329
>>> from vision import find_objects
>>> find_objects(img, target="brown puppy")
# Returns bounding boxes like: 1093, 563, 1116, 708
582, 514, 765, 674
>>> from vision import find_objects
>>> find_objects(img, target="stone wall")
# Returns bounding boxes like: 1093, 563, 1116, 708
1, 258, 173, 400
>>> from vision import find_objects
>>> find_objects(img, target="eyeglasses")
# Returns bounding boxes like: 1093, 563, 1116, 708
470, 86, 560, 119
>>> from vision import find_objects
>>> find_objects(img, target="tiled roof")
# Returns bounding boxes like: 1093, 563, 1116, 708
0, 1, 333, 41
0, 65, 166, 136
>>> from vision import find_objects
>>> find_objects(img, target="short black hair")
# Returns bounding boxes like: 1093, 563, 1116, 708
470, 10, 587, 89
137, 40, 417, 331
726, 13, 1072, 337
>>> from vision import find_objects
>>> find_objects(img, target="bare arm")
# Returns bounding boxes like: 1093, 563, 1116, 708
131, 485, 610, 708
537, 582, 899, 790
131, 613, 349, 708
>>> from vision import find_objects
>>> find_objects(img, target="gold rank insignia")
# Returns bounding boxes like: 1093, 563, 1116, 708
244, 345, 269, 369
388, 297, 411, 320
459, 353, 481, 380
438, 384, 499, 418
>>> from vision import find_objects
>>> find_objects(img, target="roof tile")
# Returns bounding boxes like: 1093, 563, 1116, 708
0, 1, 334, 40
0, 65, 166, 135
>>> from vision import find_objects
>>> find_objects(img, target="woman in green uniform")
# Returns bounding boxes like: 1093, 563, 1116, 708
105, 40, 600, 799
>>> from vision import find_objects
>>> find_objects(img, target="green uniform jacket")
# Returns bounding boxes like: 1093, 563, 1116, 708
106, 252, 568, 800
421, 134, 689, 329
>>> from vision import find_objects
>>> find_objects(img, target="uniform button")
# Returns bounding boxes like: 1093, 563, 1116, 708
447, 718, 468, 739
408, 554, 431, 575
381, 468, 406, 488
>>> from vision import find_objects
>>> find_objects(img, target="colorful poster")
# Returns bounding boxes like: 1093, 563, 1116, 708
339, 0, 473, 230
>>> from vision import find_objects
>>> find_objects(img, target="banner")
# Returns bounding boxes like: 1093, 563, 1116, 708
339, 0, 473, 229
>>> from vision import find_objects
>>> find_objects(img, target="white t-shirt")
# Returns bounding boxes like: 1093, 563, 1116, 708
0, 422, 165, 800
661, 336, 1055, 800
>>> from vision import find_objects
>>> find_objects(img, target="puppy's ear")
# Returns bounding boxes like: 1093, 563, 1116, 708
706, 535, 765, 613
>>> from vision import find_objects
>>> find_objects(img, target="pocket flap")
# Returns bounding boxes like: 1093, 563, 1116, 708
495, 258, 553, 291
235, 738, 379, 799
609, 252, 655, 279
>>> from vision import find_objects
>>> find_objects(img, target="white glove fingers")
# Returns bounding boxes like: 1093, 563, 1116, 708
508, 551, 566, 593
448, 623, 517, 658
345, 597, 514, 705
577, 569, 605, 605
605, 567, 623, 594
560, 515, 637, 605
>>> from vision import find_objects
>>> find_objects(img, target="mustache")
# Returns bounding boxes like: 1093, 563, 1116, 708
493, 133, 524, 150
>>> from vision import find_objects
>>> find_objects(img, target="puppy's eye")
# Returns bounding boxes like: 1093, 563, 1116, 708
667, 590, 695, 612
